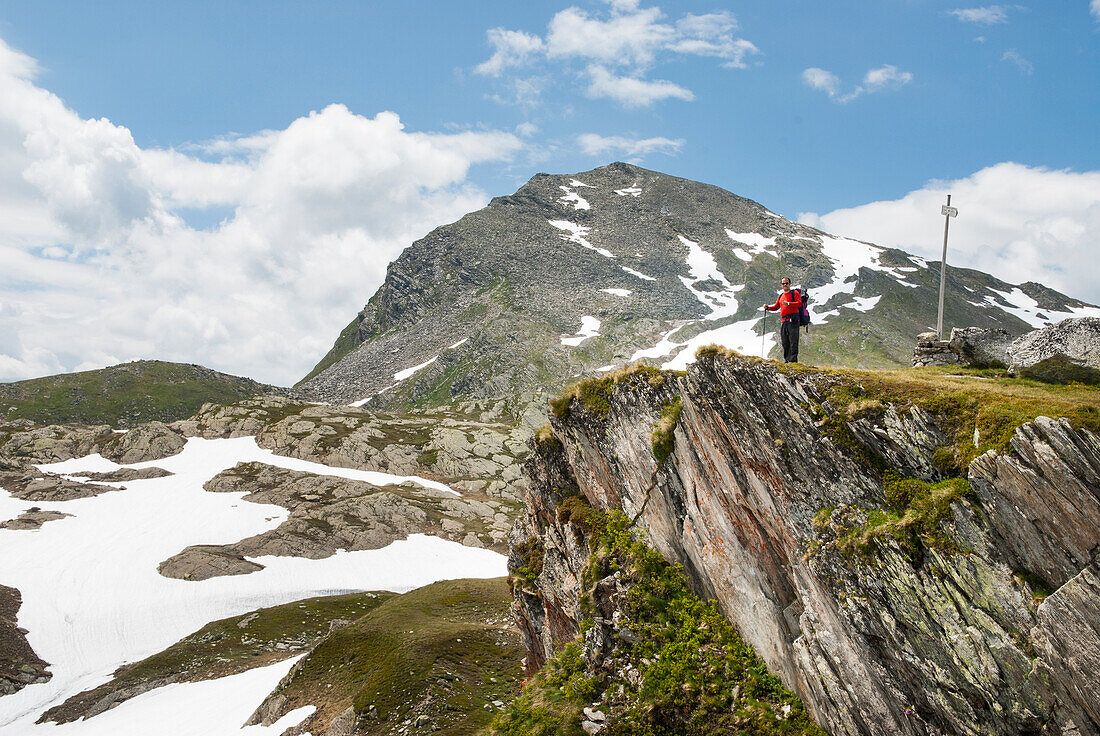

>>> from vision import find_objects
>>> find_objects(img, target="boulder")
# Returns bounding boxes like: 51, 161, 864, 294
949, 327, 1012, 368
1008, 317, 1100, 384
103, 422, 186, 464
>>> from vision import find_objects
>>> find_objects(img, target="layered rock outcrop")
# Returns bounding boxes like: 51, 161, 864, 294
511, 353, 1100, 736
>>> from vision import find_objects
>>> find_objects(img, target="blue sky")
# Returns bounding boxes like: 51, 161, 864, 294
0, 1, 1098, 383
2, 0, 1096, 213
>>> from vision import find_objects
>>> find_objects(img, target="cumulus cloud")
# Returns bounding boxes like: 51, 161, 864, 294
0, 37, 522, 384
475, 1, 759, 107
1001, 49, 1034, 74
797, 163, 1100, 305
475, 28, 545, 77
948, 6, 1010, 24
802, 64, 913, 103
585, 65, 694, 107
576, 133, 683, 158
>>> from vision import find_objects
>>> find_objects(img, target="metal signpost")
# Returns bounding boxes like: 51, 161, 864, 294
936, 195, 958, 338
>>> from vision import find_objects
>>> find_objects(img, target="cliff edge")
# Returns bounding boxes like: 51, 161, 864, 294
510, 353, 1100, 736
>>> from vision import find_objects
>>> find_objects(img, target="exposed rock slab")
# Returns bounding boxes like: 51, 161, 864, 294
158, 462, 518, 580
512, 354, 1100, 736
1009, 316, 1100, 383
0, 507, 72, 530
0, 584, 51, 697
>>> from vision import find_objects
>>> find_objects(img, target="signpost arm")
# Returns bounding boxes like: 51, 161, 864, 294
936, 194, 952, 339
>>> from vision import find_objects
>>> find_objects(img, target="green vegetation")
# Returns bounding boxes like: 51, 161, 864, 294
266, 578, 523, 736
510, 537, 545, 590
493, 513, 825, 736
776, 362, 1100, 474
831, 473, 977, 556
0, 360, 279, 427
298, 316, 362, 386
42, 591, 394, 724
650, 397, 683, 464
550, 363, 680, 419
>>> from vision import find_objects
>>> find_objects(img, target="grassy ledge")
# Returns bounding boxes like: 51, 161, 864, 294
549, 363, 681, 420
494, 512, 825, 736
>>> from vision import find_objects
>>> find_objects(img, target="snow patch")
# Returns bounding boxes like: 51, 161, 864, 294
731, 248, 752, 262
620, 266, 656, 281
2, 438, 500, 729
570, 179, 595, 188
394, 355, 438, 381
725, 230, 778, 258
614, 187, 642, 197
561, 316, 602, 346
985, 288, 1100, 328
447, 338, 469, 350
557, 186, 591, 211
678, 235, 742, 321
548, 220, 614, 259
601, 288, 631, 297
19, 657, 312, 735
596, 365, 616, 372
662, 317, 776, 371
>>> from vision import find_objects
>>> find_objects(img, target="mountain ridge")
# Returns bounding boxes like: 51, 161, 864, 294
297, 162, 1098, 410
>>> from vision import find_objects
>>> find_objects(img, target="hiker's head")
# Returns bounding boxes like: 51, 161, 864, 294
780, 278, 791, 292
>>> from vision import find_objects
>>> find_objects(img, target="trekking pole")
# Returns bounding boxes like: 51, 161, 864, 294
761, 307, 767, 358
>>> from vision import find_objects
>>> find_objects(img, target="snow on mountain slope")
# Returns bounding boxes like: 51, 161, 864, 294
0, 437, 506, 731
33, 657, 312, 736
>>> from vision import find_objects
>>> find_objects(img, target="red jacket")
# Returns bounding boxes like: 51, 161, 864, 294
767, 289, 802, 318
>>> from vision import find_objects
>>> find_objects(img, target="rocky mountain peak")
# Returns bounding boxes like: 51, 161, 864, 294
297, 165, 1099, 411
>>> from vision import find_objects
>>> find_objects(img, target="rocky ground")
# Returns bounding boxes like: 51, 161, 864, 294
158, 462, 519, 581
0, 584, 51, 697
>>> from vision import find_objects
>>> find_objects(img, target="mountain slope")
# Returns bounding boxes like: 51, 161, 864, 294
0, 360, 283, 427
297, 162, 1098, 409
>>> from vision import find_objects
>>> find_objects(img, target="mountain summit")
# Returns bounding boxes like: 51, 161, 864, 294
297, 163, 1097, 408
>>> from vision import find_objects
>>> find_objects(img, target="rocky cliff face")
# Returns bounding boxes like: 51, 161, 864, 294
298, 162, 1097, 411
511, 353, 1100, 736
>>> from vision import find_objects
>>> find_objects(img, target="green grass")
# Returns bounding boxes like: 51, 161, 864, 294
771, 361, 1100, 475
0, 360, 280, 427
550, 363, 681, 419
264, 578, 523, 736
828, 474, 977, 557
494, 513, 825, 736
298, 317, 362, 386
41, 591, 394, 724
650, 397, 683, 464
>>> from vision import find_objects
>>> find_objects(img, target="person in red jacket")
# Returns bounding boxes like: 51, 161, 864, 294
763, 277, 802, 363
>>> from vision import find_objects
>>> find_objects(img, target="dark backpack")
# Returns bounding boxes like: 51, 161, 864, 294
795, 288, 811, 328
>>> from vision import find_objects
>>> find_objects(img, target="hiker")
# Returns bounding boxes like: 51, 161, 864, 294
763, 277, 802, 363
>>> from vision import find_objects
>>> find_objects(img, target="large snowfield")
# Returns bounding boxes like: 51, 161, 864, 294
0, 437, 508, 734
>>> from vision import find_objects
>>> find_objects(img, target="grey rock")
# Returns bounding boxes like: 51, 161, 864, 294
0, 508, 72, 530
512, 353, 1100, 736
1009, 316, 1100, 383
1, 584, 52, 697
949, 326, 1012, 367
101, 421, 186, 464
157, 546, 265, 581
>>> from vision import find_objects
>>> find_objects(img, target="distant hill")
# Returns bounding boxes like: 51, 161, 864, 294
0, 360, 284, 427
297, 162, 1099, 409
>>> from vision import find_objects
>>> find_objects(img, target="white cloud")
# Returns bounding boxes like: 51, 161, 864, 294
802, 64, 913, 103
797, 163, 1100, 305
577, 133, 684, 158
0, 37, 522, 384
475, 28, 545, 77
1001, 49, 1034, 74
585, 65, 694, 107
1093, 0, 1100, 21
948, 6, 1010, 24
476, 1, 759, 107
